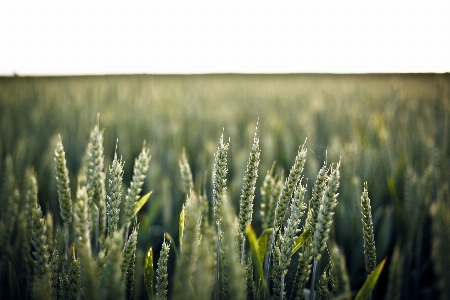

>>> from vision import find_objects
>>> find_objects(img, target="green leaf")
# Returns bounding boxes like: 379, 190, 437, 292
290, 229, 311, 258
144, 247, 154, 300
135, 191, 153, 216
354, 258, 387, 300
179, 207, 185, 252
8, 261, 22, 300
246, 224, 268, 291
257, 228, 272, 266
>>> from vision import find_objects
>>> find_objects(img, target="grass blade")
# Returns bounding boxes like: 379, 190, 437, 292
144, 247, 154, 300
257, 228, 272, 267
179, 206, 185, 252
290, 228, 311, 258
246, 224, 268, 292
135, 191, 153, 216
354, 258, 386, 300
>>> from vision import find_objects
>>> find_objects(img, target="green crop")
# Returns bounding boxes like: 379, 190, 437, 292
0, 74, 448, 299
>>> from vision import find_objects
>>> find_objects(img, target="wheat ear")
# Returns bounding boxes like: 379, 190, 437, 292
179, 147, 194, 195
54, 134, 72, 263
156, 238, 170, 300
124, 143, 151, 239
260, 162, 276, 230
268, 141, 307, 288
238, 130, 260, 263
86, 124, 106, 252
107, 146, 124, 236
312, 162, 340, 260
361, 182, 376, 274
212, 133, 229, 300
278, 184, 307, 299
123, 226, 138, 300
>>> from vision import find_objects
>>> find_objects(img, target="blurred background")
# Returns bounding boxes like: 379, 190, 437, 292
1, 1, 449, 299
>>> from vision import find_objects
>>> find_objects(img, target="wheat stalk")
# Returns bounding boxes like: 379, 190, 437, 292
123, 226, 138, 300
361, 182, 376, 274
311, 162, 340, 260
54, 134, 72, 263
86, 123, 106, 252
49, 248, 61, 299
212, 133, 229, 300
268, 141, 307, 289
156, 239, 170, 300
73, 186, 91, 255
278, 184, 307, 299
179, 147, 194, 195
238, 130, 260, 263
67, 253, 82, 300
107, 146, 124, 236
173, 192, 201, 299
124, 143, 151, 238
260, 162, 276, 230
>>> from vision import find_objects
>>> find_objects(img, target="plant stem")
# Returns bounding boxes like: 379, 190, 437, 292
265, 231, 275, 294
65, 224, 69, 267
215, 226, 221, 300
310, 257, 317, 300
95, 210, 99, 255
241, 238, 245, 265
124, 223, 130, 252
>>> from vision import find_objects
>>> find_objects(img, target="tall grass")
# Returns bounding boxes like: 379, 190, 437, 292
0, 74, 449, 299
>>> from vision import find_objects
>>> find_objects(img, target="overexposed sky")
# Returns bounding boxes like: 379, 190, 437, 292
0, 1, 449, 75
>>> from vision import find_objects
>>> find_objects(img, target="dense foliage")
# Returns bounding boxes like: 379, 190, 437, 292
0, 74, 449, 299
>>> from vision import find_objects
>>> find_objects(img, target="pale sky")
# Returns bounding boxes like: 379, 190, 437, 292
0, 1, 449, 75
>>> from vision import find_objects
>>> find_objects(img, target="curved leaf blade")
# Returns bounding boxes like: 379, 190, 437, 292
144, 247, 154, 300
135, 191, 153, 216
246, 224, 268, 291
355, 258, 387, 300
179, 207, 185, 252
257, 228, 272, 266
290, 229, 311, 258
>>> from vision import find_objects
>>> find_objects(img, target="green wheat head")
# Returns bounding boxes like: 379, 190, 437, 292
179, 147, 194, 195
173, 192, 201, 299
305, 162, 328, 233
156, 239, 170, 300
238, 131, 260, 262
31, 202, 49, 278
273, 141, 307, 234
361, 182, 376, 274
316, 265, 331, 300
73, 186, 91, 254
86, 124, 107, 248
123, 226, 139, 300
312, 162, 340, 260
260, 163, 276, 230
278, 184, 307, 298
54, 134, 72, 225
213, 133, 229, 228
107, 148, 124, 236
124, 143, 151, 227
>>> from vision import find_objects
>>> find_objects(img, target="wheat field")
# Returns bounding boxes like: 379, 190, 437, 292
0, 74, 449, 299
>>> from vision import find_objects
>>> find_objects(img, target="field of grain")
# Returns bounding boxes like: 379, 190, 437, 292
0, 74, 449, 299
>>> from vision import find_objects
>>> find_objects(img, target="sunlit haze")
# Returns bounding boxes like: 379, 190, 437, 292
1, 1, 449, 75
